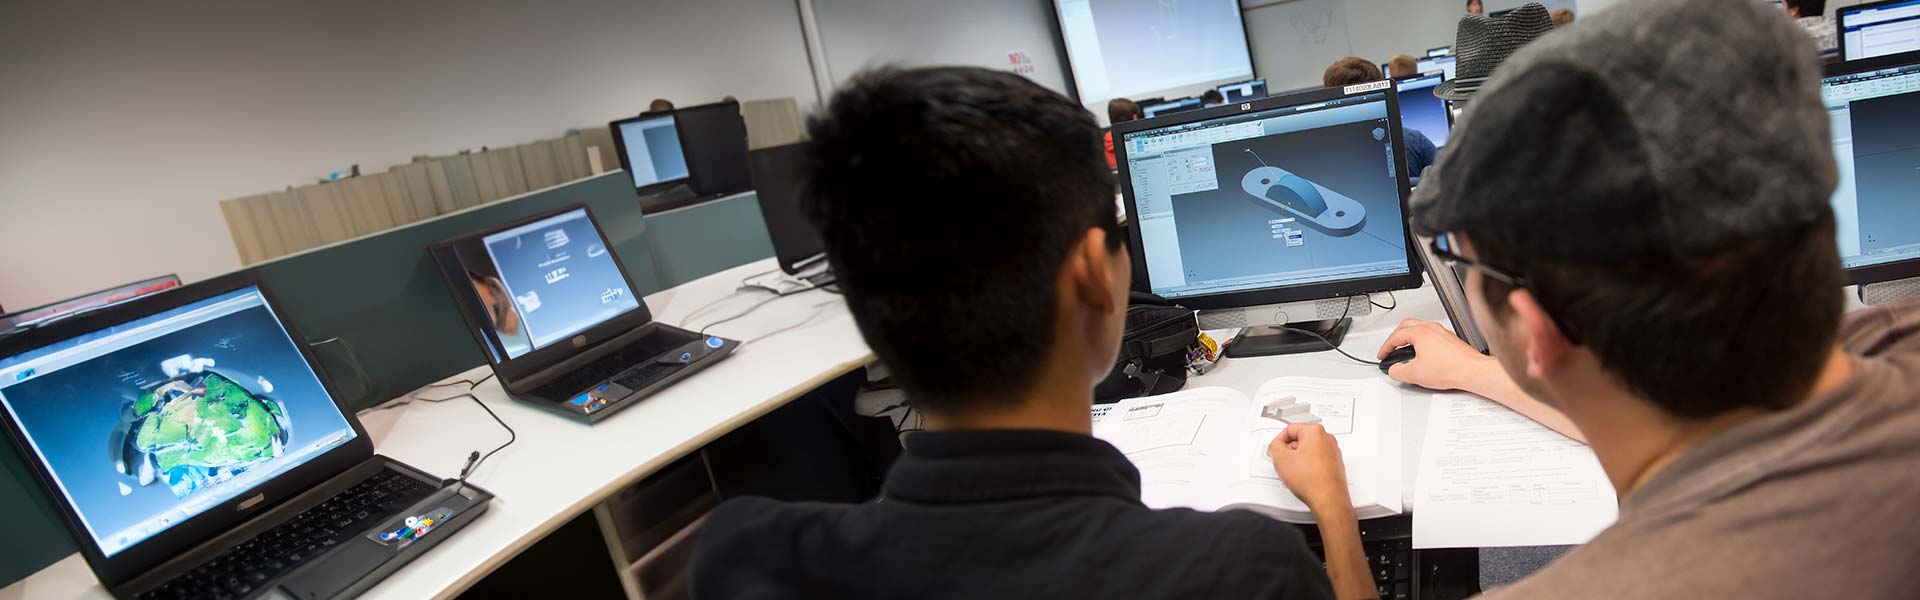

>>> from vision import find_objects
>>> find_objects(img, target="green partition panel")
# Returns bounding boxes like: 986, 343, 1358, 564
643, 192, 776, 289
0, 173, 656, 586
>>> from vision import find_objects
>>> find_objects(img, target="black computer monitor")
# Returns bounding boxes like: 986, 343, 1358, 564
1416, 55, 1457, 80
1113, 84, 1421, 355
1394, 74, 1453, 149
0, 275, 182, 334
1839, 0, 1920, 61
608, 112, 691, 196
1822, 50, 1920, 286
1217, 79, 1269, 103
1141, 97, 1205, 119
674, 101, 753, 198
748, 143, 827, 276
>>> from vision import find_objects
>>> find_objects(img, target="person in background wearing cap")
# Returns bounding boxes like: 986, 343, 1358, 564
1323, 57, 1438, 179
1383, 0, 1920, 596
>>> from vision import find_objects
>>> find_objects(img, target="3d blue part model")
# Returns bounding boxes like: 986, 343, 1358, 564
1239, 163, 1367, 237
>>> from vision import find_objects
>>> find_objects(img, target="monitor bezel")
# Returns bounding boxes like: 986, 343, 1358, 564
0, 272, 374, 590
1822, 49, 1920, 286
1112, 82, 1424, 311
608, 111, 692, 197
0, 274, 181, 332
1837, 0, 1920, 62
426, 204, 656, 383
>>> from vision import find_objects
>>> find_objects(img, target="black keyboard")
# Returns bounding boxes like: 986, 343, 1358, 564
612, 360, 682, 392
138, 470, 436, 600
531, 325, 703, 399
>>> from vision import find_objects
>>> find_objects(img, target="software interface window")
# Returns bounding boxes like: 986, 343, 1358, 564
0, 289, 356, 557
1396, 76, 1451, 148
1055, 0, 1254, 111
618, 115, 690, 189
479, 209, 640, 358
1125, 92, 1410, 299
1842, 0, 1920, 60
1824, 60, 1920, 269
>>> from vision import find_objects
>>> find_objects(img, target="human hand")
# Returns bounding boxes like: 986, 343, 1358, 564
1377, 318, 1498, 393
1266, 423, 1351, 512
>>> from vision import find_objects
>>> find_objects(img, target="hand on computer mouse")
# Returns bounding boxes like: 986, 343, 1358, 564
1377, 318, 1498, 392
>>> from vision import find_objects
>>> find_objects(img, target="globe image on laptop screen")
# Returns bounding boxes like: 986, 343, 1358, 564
112, 358, 291, 498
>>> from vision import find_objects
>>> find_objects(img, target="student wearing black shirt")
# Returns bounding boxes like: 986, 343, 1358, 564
690, 66, 1373, 599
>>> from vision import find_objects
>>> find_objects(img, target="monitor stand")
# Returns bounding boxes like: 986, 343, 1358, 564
1860, 276, 1920, 306
1225, 318, 1352, 358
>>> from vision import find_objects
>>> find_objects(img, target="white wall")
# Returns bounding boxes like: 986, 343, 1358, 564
0, 0, 818, 310
810, 0, 1072, 97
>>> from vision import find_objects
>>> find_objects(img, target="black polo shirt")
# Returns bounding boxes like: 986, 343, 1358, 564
691, 428, 1334, 599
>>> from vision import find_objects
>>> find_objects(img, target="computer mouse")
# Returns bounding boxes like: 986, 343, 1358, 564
1379, 345, 1416, 375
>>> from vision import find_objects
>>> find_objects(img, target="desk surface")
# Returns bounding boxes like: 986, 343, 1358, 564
3, 259, 874, 600
1185, 284, 1452, 511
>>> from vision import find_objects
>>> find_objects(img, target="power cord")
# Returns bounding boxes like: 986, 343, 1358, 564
1369, 291, 1398, 311
362, 374, 514, 493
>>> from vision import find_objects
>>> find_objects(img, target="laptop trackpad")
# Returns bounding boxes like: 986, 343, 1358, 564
273, 485, 489, 599
272, 538, 392, 599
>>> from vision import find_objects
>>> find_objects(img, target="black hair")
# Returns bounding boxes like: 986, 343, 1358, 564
1472, 215, 1844, 420
1784, 0, 1826, 16
1201, 89, 1224, 103
803, 66, 1121, 413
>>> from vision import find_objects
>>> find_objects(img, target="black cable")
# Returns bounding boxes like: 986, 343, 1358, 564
1275, 295, 1381, 367
696, 293, 790, 336
417, 371, 497, 391
455, 392, 515, 486
1369, 291, 1398, 311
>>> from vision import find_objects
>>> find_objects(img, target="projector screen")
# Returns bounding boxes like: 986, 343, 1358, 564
1054, 0, 1255, 119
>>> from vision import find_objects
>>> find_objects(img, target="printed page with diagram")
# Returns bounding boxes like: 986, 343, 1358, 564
1092, 388, 1248, 510
1218, 377, 1403, 523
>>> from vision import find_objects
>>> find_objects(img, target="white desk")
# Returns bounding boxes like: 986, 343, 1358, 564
1184, 283, 1454, 511
2, 259, 874, 600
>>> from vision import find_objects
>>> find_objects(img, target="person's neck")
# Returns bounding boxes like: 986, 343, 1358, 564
922, 369, 1095, 435
1572, 347, 1853, 498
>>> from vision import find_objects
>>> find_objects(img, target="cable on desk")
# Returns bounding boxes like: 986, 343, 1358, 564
1369, 291, 1397, 311
454, 392, 515, 492
742, 299, 840, 345
1275, 295, 1382, 367
677, 288, 771, 329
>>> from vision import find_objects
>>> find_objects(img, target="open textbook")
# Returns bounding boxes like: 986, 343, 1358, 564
1091, 377, 1402, 524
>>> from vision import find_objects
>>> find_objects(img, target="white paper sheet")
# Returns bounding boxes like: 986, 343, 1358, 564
1224, 378, 1402, 522
1412, 394, 1619, 549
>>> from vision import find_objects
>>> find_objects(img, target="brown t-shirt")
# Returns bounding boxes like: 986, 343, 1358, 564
1481, 298, 1920, 599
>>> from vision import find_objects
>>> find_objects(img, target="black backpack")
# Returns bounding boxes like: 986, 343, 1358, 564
1094, 292, 1200, 404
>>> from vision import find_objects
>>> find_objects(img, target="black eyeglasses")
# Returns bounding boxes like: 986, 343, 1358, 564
1428, 233, 1582, 345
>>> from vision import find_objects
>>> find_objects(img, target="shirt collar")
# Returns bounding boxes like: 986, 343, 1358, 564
882, 429, 1144, 505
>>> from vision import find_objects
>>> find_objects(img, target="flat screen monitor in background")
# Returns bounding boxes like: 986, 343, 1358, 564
1821, 50, 1920, 286
748, 143, 828, 276
673, 102, 753, 198
1141, 97, 1205, 119
1217, 79, 1269, 102
1416, 55, 1458, 80
1839, 0, 1920, 60
1053, 0, 1255, 122
1113, 85, 1421, 355
608, 113, 690, 195
0, 275, 182, 333
1427, 46, 1451, 58
1395, 74, 1453, 148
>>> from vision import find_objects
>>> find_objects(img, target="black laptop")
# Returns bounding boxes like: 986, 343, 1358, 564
0, 274, 491, 600
428, 205, 737, 424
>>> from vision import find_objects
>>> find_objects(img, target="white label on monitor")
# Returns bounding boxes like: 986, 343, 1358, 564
1343, 80, 1391, 95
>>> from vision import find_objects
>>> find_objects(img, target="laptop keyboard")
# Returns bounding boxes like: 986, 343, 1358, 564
532, 325, 704, 399
138, 470, 435, 600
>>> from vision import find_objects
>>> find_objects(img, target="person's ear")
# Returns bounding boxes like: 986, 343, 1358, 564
1507, 288, 1574, 380
1069, 228, 1121, 316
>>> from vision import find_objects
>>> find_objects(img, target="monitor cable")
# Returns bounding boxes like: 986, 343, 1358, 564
1274, 295, 1381, 367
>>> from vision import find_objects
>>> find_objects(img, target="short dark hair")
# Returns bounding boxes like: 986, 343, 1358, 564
803, 66, 1121, 413
1107, 98, 1141, 124
1324, 57, 1385, 88
1470, 213, 1844, 419
1466, 0, 1483, 11
1784, 0, 1826, 16
1201, 89, 1224, 103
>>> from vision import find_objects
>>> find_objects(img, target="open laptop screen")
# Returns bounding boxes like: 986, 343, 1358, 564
475, 208, 642, 358
0, 287, 357, 557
